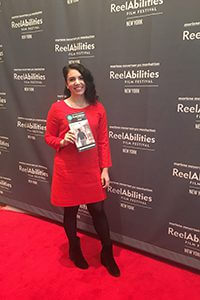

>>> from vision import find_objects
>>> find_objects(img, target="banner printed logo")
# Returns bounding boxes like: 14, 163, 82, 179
176, 96, 200, 130
18, 161, 49, 186
17, 117, 46, 140
0, 136, 10, 155
109, 62, 160, 94
109, 125, 156, 155
183, 21, 200, 41
108, 181, 153, 212
66, 0, 80, 4
172, 162, 200, 197
0, 92, 7, 110
55, 35, 95, 64
0, 176, 12, 196
168, 221, 200, 259
11, 11, 44, 40
110, 0, 164, 28
13, 68, 46, 92
0, 44, 4, 63
77, 204, 92, 222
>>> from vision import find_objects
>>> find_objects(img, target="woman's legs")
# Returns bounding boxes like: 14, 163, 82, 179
87, 201, 120, 277
63, 206, 79, 241
63, 206, 88, 269
63, 202, 120, 276
87, 201, 111, 246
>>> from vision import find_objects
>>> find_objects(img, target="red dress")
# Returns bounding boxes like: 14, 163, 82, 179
45, 100, 112, 207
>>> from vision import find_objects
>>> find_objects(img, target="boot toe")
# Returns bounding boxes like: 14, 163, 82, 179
69, 252, 89, 269
101, 250, 120, 277
106, 263, 120, 277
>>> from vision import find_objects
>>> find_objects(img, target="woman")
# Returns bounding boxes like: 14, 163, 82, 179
45, 63, 120, 277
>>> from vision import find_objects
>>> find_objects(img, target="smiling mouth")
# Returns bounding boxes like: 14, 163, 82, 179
74, 87, 84, 91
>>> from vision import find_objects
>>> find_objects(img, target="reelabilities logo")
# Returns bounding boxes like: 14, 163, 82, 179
67, 0, 79, 4
0, 180, 12, 189
110, 0, 164, 13
55, 42, 95, 52
0, 139, 9, 148
108, 186, 152, 202
0, 44, 3, 62
13, 73, 45, 81
110, 69, 160, 80
172, 168, 200, 181
183, 30, 200, 41
0, 97, 6, 104
168, 227, 200, 243
17, 120, 46, 131
177, 103, 200, 114
11, 18, 43, 29
19, 165, 48, 178
0, 176, 12, 195
0, 92, 6, 108
183, 21, 200, 41
109, 131, 156, 144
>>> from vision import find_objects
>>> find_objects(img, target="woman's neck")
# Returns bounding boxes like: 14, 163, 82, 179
65, 96, 89, 108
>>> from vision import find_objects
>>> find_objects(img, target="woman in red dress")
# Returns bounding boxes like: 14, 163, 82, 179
45, 63, 120, 277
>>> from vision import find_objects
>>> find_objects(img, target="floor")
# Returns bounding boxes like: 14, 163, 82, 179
0, 202, 28, 213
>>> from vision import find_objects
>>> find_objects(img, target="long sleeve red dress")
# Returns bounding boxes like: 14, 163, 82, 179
45, 100, 112, 207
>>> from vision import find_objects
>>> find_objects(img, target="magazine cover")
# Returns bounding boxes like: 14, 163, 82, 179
66, 112, 96, 152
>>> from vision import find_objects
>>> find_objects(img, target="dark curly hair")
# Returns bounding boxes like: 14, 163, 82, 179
63, 63, 98, 104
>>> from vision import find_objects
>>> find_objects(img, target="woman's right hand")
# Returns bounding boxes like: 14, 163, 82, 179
60, 130, 76, 147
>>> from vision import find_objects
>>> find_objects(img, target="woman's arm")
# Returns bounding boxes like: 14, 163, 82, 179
101, 167, 110, 188
44, 104, 63, 151
97, 104, 112, 188
45, 104, 76, 150
97, 104, 112, 169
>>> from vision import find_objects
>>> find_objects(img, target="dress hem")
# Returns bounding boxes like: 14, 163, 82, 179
51, 196, 107, 207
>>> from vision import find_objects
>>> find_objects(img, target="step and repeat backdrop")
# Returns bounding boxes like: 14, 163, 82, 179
0, 0, 200, 270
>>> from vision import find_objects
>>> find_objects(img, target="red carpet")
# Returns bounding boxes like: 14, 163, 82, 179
0, 210, 199, 300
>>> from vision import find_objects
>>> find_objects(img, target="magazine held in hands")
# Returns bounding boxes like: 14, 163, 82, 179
66, 112, 96, 152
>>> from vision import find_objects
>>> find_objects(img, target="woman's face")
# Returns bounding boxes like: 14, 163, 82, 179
66, 69, 86, 97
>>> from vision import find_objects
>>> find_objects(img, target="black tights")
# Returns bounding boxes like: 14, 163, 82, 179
63, 201, 111, 246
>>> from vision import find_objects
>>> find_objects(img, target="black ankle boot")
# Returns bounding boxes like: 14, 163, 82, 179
100, 244, 120, 277
69, 237, 89, 269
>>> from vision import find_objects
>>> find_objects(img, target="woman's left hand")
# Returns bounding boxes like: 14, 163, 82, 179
101, 168, 110, 189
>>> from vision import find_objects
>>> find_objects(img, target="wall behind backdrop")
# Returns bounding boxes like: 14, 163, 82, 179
0, 0, 200, 270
